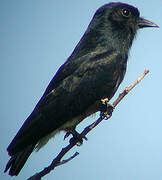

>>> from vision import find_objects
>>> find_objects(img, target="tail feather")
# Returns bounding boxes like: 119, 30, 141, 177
4, 144, 35, 176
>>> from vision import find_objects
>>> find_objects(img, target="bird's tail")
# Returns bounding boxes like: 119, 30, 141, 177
4, 144, 35, 176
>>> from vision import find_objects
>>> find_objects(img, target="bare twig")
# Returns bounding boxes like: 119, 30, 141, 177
112, 69, 149, 107
28, 69, 149, 180
28, 146, 79, 180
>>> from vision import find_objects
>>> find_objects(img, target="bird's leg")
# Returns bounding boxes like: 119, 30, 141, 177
64, 129, 88, 146
99, 98, 114, 120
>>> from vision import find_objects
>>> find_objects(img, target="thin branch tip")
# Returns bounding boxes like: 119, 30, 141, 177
145, 69, 150, 74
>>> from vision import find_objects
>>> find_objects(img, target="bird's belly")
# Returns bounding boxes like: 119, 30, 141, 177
35, 115, 83, 151
35, 102, 98, 151
60, 115, 83, 131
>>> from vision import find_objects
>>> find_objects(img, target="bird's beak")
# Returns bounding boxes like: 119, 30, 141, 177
138, 17, 159, 28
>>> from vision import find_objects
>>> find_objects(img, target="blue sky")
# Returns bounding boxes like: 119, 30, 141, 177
1, 0, 162, 180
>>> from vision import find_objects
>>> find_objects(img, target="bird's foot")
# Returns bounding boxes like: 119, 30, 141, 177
64, 130, 88, 146
99, 98, 114, 120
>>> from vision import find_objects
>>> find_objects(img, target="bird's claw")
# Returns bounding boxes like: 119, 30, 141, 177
64, 130, 88, 146
64, 131, 71, 140
99, 98, 114, 120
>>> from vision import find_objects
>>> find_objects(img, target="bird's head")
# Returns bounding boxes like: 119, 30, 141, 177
72, 2, 158, 59
107, 3, 158, 31
88, 2, 158, 51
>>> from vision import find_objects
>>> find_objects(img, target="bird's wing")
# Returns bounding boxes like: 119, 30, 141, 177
42, 55, 84, 97
7, 49, 123, 155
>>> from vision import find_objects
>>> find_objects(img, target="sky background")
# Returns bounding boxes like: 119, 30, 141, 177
1, 0, 162, 180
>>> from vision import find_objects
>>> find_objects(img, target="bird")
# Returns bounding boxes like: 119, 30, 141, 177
4, 2, 158, 176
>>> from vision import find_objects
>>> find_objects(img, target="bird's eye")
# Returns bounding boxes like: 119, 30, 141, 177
122, 8, 131, 17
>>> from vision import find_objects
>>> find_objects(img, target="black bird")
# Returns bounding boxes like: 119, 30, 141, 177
5, 2, 158, 176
